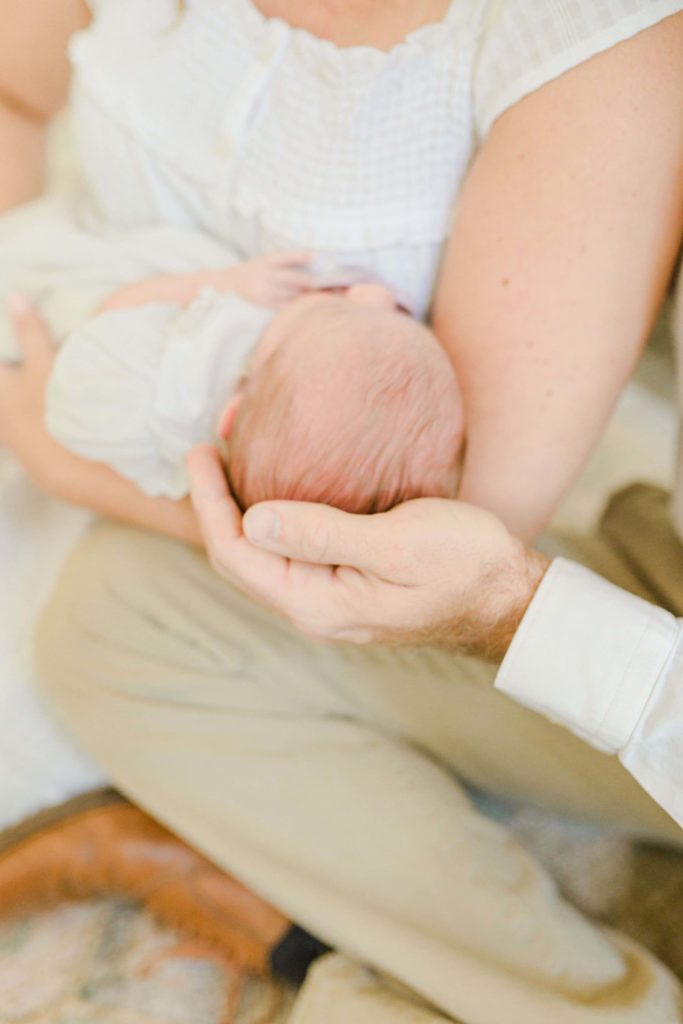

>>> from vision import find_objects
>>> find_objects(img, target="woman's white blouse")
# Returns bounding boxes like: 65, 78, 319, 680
73, 0, 679, 320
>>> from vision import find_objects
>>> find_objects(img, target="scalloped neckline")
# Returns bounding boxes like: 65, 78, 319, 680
237, 0, 463, 60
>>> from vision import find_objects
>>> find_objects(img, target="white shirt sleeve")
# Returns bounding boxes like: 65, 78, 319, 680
495, 557, 683, 827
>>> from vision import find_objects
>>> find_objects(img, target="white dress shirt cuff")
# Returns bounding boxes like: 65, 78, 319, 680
495, 558, 679, 754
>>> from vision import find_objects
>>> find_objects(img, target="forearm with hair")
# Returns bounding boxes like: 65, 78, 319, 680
450, 547, 550, 661
385, 546, 550, 662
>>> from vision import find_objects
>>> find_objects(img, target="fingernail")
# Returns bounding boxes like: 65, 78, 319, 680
6, 292, 31, 316
244, 507, 280, 543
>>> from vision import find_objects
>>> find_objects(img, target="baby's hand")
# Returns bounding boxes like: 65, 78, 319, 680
230, 251, 313, 310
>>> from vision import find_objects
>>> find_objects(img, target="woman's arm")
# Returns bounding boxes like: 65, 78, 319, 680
96, 271, 233, 313
0, 6, 200, 544
46, 444, 202, 547
0, 0, 90, 212
0, 297, 201, 546
432, 13, 683, 542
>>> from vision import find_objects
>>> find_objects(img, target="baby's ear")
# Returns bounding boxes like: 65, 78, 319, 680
217, 393, 243, 439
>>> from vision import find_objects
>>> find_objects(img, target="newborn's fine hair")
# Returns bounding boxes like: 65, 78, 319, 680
227, 303, 463, 514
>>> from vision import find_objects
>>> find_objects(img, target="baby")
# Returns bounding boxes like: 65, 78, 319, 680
1, 194, 463, 514
47, 267, 463, 515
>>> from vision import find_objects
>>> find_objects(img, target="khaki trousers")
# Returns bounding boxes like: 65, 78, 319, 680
35, 520, 683, 1024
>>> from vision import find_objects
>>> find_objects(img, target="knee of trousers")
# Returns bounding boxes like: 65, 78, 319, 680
33, 520, 365, 725
34, 521, 175, 716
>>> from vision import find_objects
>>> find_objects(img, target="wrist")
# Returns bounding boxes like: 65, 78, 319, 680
24, 431, 81, 502
447, 542, 550, 662
494, 545, 550, 658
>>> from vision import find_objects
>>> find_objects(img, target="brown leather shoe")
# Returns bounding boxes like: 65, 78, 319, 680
0, 789, 290, 976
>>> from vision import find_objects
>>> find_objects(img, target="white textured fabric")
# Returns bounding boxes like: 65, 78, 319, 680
46, 290, 271, 499
497, 559, 680, 748
70, 0, 677, 320
0, 192, 241, 359
472, 0, 682, 139
621, 631, 683, 833
496, 558, 683, 828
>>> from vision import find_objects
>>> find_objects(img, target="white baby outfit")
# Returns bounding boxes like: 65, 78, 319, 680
0, 193, 234, 353
0, 193, 273, 499
47, 288, 272, 500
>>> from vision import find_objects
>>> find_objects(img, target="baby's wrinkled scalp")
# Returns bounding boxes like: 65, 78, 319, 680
227, 303, 463, 514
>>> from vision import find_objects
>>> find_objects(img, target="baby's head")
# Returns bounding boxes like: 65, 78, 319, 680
221, 286, 464, 514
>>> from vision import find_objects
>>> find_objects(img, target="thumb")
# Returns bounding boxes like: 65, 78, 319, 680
187, 444, 243, 541
7, 294, 54, 365
243, 500, 386, 572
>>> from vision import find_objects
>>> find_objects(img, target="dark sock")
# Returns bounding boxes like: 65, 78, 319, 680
269, 924, 332, 985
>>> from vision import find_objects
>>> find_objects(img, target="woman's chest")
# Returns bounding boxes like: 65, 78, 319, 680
251, 0, 453, 50
68, 0, 477, 303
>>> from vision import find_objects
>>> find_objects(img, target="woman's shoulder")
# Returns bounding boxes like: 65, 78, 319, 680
472, 0, 683, 140
0, 0, 90, 121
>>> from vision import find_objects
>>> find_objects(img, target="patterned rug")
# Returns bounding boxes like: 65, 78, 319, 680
0, 898, 294, 1024
503, 803, 683, 981
2, 812, 682, 1024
